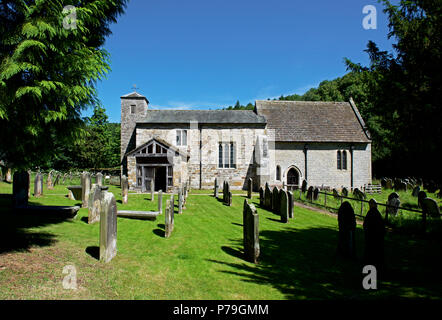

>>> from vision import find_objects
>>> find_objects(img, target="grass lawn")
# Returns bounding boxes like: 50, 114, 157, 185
0, 181, 441, 300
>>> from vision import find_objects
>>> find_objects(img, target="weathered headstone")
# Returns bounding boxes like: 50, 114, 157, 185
259, 187, 264, 207
165, 196, 175, 238
287, 191, 294, 219
265, 183, 272, 209
412, 186, 420, 197
313, 187, 320, 201
301, 180, 308, 193
243, 199, 260, 264
158, 190, 163, 214
395, 181, 407, 192
150, 179, 155, 202
81, 172, 91, 208
386, 197, 400, 217
53, 173, 60, 186
381, 178, 387, 188
47, 171, 54, 190
13, 171, 30, 207
418, 191, 427, 208
99, 191, 117, 263
96, 172, 103, 186
34, 172, 43, 197
280, 189, 289, 223
341, 187, 348, 197
247, 178, 253, 199
421, 198, 441, 218
121, 175, 128, 204
214, 178, 218, 198
178, 188, 183, 214
363, 199, 385, 269
385, 179, 393, 189
306, 186, 314, 201
5, 168, 12, 183
272, 187, 280, 213
27, 170, 32, 197
228, 191, 232, 206
88, 184, 102, 224
333, 188, 340, 200
337, 201, 356, 258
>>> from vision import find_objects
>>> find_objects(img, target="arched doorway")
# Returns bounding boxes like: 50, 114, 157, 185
287, 167, 299, 190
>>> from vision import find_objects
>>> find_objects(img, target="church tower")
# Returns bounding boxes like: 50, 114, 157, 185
120, 91, 149, 175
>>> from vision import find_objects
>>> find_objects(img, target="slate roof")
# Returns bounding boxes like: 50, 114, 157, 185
121, 92, 149, 103
137, 110, 266, 125
255, 100, 371, 143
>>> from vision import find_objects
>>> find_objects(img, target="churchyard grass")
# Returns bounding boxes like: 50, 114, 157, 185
0, 181, 441, 299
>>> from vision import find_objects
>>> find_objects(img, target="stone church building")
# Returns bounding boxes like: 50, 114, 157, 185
121, 92, 372, 192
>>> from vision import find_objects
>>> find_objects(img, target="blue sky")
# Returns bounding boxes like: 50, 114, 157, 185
92, 0, 396, 122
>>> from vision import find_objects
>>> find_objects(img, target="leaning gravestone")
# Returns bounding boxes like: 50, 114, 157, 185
99, 191, 117, 263
287, 191, 294, 219
363, 199, 385, 270
247, 178, 253, 199
337, 201, 356, 258
421, 198, 441, 218
259, 187, 264, 207
243, 199, 260, 264
280, 189, 289, 223
53, 173, 61, 187
88, 184, 103, 224
13, 171, 30, 207
412, 186, 420, 197
34, 172, 43, 197
96, 173, 103, 186
121, 175, 128, 204
81, 172, 91, 208
306, 186, 314, 201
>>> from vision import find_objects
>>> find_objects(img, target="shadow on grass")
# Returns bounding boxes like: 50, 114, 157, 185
85, 246, 100, 260
153, 229, 165, 237
209, 226, 442, 299
81, 217, 89, 224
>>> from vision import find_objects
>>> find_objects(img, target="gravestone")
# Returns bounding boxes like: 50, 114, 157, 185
272, 187, 280, 213
265, 183, 272, 209
280, 189, 289, 223
243, 199, 260, 264
363, 199, 385, 269
121, 175, 129, 204
214, 178, 218, 198
313, 187, 320, 201
178, 188, 183, 214
412, 186, 420, 197
5, 168, 12, 183
386, 197, 400, 216
421, 198, 441, 218
306, 186, 314, 201
341, 187, 348, 197
81, 172, 91, 208
99, 191, 117, 263
227, 191, 232, 206
247, 178, 253, 199
337, 201, 356, 258
417, 191, 427, 208
165, 196, 175, 238
301, 180, 308, 193
395, 181, 407, 192
388, 192, 400, 201
34, 172, 43, 197
27, 170, 32, 197
385, 179, 393, 189
259, 187, 264, 207
381, 178, 387, 188
13, 171, 30, 207
150, 179, 155, 201
287, 191, 294, 219
88, 184, 103, 224
158, 190, 163, 214
47, 171, 54, 189
333, 188, 340, 200
53, 173, 60, 186
62, 173, 68, 185
96, 173, 103, 186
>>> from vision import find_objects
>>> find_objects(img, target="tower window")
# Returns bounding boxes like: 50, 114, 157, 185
130, 104, 136, 114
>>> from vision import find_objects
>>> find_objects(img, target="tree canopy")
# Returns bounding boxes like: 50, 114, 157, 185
0, 0, 128, 170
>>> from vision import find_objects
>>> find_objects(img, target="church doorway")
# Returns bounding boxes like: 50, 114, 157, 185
287, 167, 299, 190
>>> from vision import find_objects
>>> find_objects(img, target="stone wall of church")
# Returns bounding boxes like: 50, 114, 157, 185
271, 142, 372, 190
